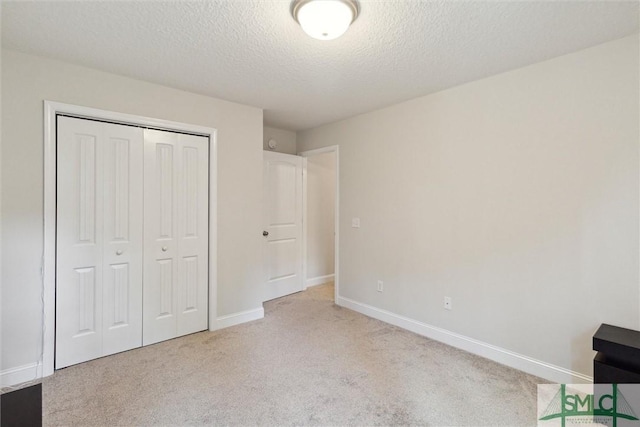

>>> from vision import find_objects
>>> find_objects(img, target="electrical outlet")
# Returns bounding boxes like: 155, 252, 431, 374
377, 280, 383, 292
444, 296, 452, 310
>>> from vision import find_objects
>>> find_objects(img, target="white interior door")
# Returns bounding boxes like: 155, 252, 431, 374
56, 116, 144, 369
143, 129, 209, 346
263, 151, 303, 301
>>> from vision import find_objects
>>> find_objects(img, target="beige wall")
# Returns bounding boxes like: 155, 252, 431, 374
263, 126, 297, 155
306, 152, 336, 282
298, 35, 640, 378
1, 49, 264, 372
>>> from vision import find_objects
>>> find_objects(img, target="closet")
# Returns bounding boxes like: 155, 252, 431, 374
55, 116, 209, 369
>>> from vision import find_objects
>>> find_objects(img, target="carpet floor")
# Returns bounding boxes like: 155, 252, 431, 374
43, 283, 544, 426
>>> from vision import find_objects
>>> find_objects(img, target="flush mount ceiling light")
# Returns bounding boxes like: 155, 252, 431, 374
292, 0, 359, 41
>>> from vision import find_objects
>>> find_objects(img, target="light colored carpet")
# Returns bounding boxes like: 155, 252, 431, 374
43, 283, 544, 426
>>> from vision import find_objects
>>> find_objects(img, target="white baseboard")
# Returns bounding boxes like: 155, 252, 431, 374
306, 274, 335, 288
212, 306, 264, 330
337, 296, 593, 384
1, 362, 43, 389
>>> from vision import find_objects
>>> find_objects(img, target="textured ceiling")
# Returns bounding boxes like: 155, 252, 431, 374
2, 1, 639, 131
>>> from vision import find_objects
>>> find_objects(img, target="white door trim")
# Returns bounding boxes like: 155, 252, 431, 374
298, 146, 339, 302
43, 100, 218, 377
301, 156, 308, 291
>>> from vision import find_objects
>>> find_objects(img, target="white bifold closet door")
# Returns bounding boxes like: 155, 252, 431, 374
56, 116, 144, 369
142, 129, 209, 346
56, 117, 209, 369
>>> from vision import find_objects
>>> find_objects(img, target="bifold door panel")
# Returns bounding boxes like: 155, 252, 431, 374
143, 129, 209, 346
56, 117, 209, 369
56, 117, 144, 369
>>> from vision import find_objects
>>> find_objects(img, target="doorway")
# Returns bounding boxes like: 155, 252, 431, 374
299, 146, 339, 302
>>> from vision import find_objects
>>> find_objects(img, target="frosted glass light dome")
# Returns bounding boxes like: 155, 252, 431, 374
293, 0, 359, 41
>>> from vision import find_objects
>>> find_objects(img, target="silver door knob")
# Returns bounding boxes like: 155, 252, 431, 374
263, 231, 269, 237
162, 246, 168, 252
116, 250, 123, 256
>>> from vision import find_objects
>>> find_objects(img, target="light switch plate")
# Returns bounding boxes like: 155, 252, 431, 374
351, 217, 360, 228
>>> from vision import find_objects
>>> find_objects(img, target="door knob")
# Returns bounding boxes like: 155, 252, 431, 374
116, 250, 123, 256
263, 231, 269, 237
162, 246, 168, 252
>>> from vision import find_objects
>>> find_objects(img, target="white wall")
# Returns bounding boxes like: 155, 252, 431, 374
297, 35, 640, 381
306, 152, 336, 284
263, 126, 296, 154
1, 50, 264, 377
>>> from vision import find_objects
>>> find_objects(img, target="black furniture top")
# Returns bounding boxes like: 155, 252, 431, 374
593, 323, 640, 384
593, 323, 640, 366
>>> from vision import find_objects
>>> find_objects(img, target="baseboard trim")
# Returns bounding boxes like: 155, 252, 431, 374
0, 363, 42, 390
337, 296, 593, 384
213, 306, 264, 330
306, 274, 335, 288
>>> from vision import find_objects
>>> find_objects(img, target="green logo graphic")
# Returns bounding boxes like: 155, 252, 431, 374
539, 384, 639, 427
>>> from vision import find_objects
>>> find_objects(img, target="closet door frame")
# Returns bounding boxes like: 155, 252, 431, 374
43, 101, 218, 378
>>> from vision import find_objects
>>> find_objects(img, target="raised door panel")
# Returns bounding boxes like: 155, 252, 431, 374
267, 162, 297, 227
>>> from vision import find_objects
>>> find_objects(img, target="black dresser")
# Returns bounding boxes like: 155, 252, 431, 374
0, 383, 42, 426
593, 324, 640, 384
